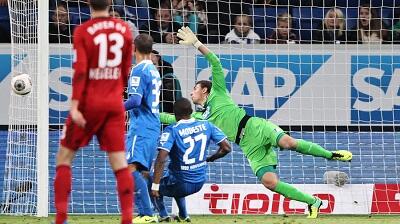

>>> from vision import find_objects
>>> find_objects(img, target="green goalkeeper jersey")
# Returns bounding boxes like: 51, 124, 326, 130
160, 52, 246, 142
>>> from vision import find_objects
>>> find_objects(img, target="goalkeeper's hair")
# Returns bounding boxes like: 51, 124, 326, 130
89, 0, 110, 11
134, 34, 153, 54
174, 98, 193, 119
196, 80, 212, 94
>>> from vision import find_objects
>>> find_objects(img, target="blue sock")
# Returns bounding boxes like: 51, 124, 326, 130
146, 175, 169, 218
154, 195, 169, 218
132, 171, 153, 216
175, 197, 188, 218
135, 197, 144, 216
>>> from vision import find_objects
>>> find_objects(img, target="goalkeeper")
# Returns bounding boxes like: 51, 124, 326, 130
161, 26, 353, 218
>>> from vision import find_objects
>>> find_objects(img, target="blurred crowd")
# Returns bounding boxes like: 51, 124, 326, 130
0, 0, 400, 44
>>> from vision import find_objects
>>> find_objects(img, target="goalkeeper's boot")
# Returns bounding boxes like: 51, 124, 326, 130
133, 215, 158, 223
331, 150, 352, 162
175, 216, 191, 222
307, 197, 322, 219
158, 216, 172, 222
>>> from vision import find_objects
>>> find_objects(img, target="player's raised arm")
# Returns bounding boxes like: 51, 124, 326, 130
177, 26, 227, 92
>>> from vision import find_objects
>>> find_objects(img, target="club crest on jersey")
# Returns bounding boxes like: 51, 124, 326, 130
130, 76, 140, 87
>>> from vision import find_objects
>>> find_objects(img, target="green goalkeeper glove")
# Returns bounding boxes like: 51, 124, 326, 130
177, 26, 203, 49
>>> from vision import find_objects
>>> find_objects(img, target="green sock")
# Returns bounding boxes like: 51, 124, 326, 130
296, 139, 333, 159
274, 181, 316, 205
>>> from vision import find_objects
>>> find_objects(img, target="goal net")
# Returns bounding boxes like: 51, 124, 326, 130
1, 0, 399, 217
1, 0, 48, 216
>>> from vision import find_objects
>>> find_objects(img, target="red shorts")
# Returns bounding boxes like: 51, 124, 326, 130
60, 108, 125, 152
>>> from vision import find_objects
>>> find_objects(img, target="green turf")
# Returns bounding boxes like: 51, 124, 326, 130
0, 215, 399, 224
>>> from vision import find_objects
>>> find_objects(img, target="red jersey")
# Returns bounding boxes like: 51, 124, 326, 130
72, 17, 133, 109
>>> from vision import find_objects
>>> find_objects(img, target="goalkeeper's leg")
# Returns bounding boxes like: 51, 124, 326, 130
257, 168, 322, 218
278, 135, 352, 162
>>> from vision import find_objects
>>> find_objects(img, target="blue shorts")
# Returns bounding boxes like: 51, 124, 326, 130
159, 172, 204, 198
125, 133, 159, 170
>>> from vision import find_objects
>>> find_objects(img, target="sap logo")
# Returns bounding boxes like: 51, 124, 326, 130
196, 54, 331, 118
49, 55, 73, 123
351, 56, 400, 123
0, 55, 12, 84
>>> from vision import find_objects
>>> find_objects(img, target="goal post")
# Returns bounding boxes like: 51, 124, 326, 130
37, 0, 49, 217
1, 0, 49, 216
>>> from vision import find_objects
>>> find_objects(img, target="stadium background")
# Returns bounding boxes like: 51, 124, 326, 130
0, 0, 399, 216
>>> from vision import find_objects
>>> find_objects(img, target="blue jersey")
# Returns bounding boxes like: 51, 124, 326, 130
158, 118, 227, 183
127, 60, 161, 134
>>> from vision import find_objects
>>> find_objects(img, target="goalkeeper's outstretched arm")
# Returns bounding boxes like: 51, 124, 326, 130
177, 26, 227, 92
177, 26, 210, 56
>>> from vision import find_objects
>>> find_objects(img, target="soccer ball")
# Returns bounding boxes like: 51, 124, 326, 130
11, 73, 32, 95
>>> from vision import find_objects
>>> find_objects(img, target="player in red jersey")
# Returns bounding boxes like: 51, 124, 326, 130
54, 1, 133, 224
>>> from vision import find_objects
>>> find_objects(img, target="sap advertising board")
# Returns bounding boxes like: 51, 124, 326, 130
0, 45, 399, 125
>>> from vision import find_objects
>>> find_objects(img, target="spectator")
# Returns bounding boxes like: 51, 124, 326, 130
53, 0, 89, 8
348, 4, 389, 44
172, 0, 198, 33
109, 7, 140, 38
151, 49, 182, 114
113, 0, 148, 7
195, 1, 207, 32
179, 0, 215, 44
392, 8, 400, 43
49, 2, 73, 43
140, 5, 182, 43
267, 12, 297, 44
0, 25, 10, 43
224, 14, 260, 44
313, 7, 347, 44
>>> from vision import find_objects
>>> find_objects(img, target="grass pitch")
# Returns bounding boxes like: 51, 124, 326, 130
0, 215, 399, 224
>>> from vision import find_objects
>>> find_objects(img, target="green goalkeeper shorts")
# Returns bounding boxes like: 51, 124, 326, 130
239, 117, 286, 175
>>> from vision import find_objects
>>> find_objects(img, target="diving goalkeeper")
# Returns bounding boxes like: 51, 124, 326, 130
161, 26, 353, 218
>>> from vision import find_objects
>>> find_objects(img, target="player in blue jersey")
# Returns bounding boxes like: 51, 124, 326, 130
124, 34, 161, 223
150, 98, 231, 222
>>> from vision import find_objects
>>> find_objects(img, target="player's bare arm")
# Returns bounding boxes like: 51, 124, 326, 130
206, 139, 231, 162
151, 149, 169, 198
70, 100, 86, 128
